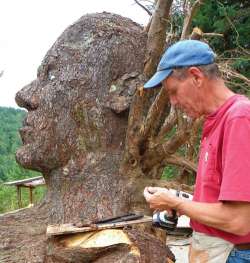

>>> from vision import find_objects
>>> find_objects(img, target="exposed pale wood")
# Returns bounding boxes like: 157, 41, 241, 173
49, 228, 175, 262
59, 229, 133, 248
203, 32, 224, 37
47, 216, 153, 237
190, 26, 203, 40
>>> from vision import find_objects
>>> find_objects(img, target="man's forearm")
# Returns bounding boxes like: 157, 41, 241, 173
143, 186, 250, 235
177, 199, 250, 236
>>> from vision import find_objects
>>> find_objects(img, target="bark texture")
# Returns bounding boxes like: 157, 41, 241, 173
0, 13, 179, 262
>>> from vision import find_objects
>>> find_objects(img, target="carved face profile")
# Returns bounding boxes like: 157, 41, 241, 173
15, 13, 146, 173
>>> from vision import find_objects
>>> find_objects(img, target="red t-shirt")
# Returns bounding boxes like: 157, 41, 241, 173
190, 95, 250, 244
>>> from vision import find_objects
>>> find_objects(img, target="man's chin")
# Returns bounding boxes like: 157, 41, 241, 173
188, 113, 198, 119
184, 110, 200, 119
183, 111, 194, 119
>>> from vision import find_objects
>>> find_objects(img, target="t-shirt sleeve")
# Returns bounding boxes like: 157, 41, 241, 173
219, 116, 250, 201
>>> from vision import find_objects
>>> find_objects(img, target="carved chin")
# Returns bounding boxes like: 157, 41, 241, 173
16, 145, 60, 173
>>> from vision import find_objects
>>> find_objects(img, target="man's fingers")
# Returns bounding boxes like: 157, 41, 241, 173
143, 187, 152, 201
144, 186, 157, 196
147, 186, 164, 194
146, 187, 155, 194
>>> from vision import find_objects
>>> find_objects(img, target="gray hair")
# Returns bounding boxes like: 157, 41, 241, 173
171, 63, 221, 80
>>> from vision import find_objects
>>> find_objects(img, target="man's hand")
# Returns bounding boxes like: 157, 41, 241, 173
143, 187, 182, 213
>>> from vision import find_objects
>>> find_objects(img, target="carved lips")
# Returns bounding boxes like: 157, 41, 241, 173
19, 126, 34, 145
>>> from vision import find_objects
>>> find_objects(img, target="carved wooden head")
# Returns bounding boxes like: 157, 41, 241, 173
15, 13, 146, 173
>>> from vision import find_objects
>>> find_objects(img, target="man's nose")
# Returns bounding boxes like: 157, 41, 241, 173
15, 80, 39, 110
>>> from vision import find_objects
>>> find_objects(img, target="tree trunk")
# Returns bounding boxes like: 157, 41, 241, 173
0, 13, 180, 262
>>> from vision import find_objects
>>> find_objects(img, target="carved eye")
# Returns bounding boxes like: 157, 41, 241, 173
48, 71, 56, 81
37, 61, 57, 81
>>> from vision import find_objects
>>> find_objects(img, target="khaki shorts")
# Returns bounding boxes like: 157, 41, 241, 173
189, 231, 234, 263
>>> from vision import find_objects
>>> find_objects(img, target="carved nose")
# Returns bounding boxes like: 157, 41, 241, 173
15, 80, 39, 110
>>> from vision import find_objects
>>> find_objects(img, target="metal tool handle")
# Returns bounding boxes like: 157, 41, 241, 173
95, 213, 143, 224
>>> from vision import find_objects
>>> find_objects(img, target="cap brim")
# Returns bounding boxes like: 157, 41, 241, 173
144, 69, 172, 89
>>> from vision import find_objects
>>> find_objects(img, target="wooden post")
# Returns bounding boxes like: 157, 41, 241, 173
16, 185, 22, 208
29, 187, 33, 205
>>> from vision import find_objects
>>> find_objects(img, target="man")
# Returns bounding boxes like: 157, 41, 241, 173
143, 40, 250, 262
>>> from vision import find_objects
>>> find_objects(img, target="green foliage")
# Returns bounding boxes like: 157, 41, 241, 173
162, 165, 179, 180
193, 0, 250, 80
232, 58, 250, 78
194, 1, 250, 48
0, 107, 45, 213
0, 185, 46, 213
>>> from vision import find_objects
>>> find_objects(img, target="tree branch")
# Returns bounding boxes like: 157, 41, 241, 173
141, 87, 170, 138
181, 0, 204, 40
141, 117, 193, 177
186, 118, 203, 161
134, 178, 194, 194
144, 0, 173, 77
164, 154, 197, 173
219, 63, 250, 85
134, 0, 152, 16
162, 126, 192, 155
203, 32, 224, 37
157, 105, 177, 140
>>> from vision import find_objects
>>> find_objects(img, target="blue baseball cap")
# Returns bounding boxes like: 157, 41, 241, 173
144, 40, 216, 89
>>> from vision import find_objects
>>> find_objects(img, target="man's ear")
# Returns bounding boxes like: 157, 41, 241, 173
188, 67, 204, 87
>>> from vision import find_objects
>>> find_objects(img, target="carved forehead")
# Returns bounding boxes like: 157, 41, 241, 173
37, 13, 147, 100
17, 13, 147, 110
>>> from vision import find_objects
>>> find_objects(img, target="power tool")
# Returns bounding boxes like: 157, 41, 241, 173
152, 189, 193, 233
152, 210, 178, 231
152, 190, 180, 231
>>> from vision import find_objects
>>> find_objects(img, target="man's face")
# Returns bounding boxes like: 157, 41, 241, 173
163, 68, 205, 118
